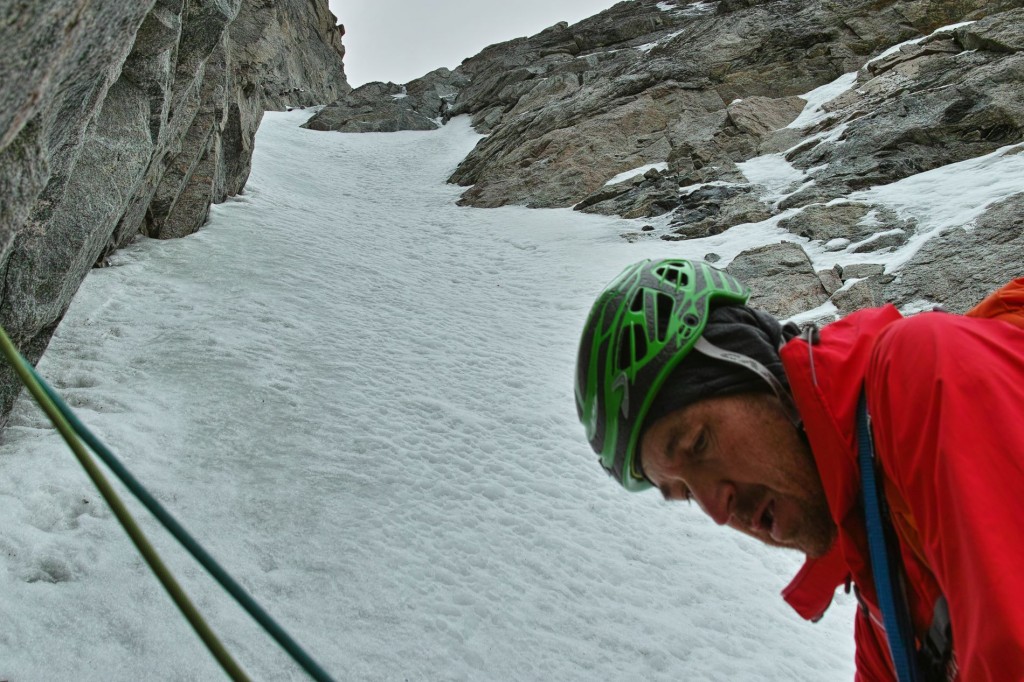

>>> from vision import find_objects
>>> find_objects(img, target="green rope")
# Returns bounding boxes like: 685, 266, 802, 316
25, 358, 338, 682
1, 325, 336, 681
0, 326, 251, 680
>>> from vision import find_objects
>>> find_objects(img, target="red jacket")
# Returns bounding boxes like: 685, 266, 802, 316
776, 305, 1024, 681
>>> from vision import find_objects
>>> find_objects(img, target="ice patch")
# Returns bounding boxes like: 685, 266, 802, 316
736, 154, 808, 202
681, 1, 717, 15
678, 180, 743, 196
636, 29, 684, 54
900, 299, 943, 316
865, 20, 977, 67
858, 209, 883, 229
604, 162, 668, 185
785, 301, 840, 327
847, 228, 905, 252
844, 142, 1024, 271
787, 73, 858, 130
656, 1, 717, 14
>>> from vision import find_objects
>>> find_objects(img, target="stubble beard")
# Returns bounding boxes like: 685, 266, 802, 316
796, 492, 837, 559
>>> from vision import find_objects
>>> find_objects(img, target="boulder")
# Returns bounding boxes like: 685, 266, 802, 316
832, 278, 884, 316
840, 263, 887, 280
575, 173, 682, 218
850, 229, 909, 254
725, 242, 830, 318
779, 204, 876, 242
817, 267, 844, 295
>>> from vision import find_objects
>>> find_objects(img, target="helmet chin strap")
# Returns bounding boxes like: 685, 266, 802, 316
693, 336, 802, 427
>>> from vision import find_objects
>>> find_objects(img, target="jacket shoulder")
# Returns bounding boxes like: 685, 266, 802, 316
870, 311, 973, 368
870, 308, 1019, 374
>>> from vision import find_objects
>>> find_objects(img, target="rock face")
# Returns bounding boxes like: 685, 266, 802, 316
778, 14, 1024, 210
881, 192, 1024, 313
442, 0, 1017, 209
0, 0, 349, 424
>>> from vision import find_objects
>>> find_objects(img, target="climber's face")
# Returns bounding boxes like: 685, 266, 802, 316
641, 392, 836, 558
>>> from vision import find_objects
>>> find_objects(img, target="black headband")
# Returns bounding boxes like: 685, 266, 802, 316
642, 304, 798, 437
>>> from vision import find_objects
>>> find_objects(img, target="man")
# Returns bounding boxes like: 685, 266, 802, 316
574, 258, 1024, 681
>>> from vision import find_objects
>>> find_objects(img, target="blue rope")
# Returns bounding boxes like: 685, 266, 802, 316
857, 391, 922, 682
25, 361, 338, 682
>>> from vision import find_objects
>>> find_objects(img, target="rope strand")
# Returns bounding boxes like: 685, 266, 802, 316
0, 327, 251, 680
0, 325, 336, 681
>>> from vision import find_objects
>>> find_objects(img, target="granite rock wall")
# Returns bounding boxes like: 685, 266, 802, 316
0, 0, 349, 424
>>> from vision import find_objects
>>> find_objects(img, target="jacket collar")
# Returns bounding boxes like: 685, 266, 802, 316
777, 305, 903, 620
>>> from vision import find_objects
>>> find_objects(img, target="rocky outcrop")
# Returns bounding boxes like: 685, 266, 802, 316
229, 0, 349, 111
303, 68, 470, 132
699, 8, 1024, 320
778, 18, 1024, 209
441, 0, 1016, 210
0, 0, 349, 424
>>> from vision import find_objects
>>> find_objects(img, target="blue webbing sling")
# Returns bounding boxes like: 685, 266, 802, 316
857, 391, 924, 682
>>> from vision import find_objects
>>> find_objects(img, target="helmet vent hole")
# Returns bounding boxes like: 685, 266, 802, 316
630, 290, 644, 312
616, 323, 648, 372
632, 324, 647, 364
655, 264, 689, 288
655, 292, 675, 342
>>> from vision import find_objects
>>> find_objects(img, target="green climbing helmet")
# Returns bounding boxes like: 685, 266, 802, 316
574, 258, 750, 491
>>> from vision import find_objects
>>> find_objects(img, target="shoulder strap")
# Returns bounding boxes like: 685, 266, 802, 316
857, 391, 923, 682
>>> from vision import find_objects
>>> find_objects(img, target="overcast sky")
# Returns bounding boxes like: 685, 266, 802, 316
327, 0, 620, 86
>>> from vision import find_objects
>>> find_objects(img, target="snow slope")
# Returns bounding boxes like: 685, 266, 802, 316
0, 112, 856, 680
